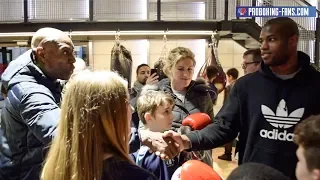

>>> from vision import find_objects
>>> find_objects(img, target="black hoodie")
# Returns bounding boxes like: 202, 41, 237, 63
186, 51, 320, 179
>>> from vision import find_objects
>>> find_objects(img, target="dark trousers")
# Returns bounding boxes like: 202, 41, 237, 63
224, 140, 234, 155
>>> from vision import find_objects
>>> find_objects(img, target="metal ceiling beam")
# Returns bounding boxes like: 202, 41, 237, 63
0, 20, 264, 50
0, 21, 224, 33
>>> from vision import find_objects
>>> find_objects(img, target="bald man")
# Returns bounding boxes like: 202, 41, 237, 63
0, 27, 75, 180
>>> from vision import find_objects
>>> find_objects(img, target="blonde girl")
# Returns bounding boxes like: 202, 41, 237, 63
41, 71, 157, 180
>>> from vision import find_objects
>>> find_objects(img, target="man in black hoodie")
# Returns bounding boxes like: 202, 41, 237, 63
138, 17, 320, 180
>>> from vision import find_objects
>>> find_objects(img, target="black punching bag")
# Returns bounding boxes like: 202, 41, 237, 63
154, 39, 168, 81
111, 42, 133, 89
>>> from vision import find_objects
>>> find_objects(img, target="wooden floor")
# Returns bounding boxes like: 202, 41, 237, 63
212, 147, 238, 179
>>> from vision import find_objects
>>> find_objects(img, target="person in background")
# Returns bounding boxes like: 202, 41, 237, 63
0, 27, 75, 180
217, 68, 239, 161
294, 114, 320, 180
204, 65, 219, 104
242, 48, 262, 75
223, 68, 239, 104
0, 84, 7, 100
130, 64, 158, 102
41, 71, 157, 180
130, 64, 159, 129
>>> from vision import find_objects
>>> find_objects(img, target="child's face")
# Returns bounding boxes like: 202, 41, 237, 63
147, 101, 174, 132
296, 146, 316, 180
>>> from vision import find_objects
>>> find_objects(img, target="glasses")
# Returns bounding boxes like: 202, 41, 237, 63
242, 61, 260, 69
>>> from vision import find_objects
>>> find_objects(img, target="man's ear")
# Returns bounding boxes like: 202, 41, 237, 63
35, 47, 46, 64
289, 35, 298, 47
311, 169, 320, 180
144, 112, 152, 122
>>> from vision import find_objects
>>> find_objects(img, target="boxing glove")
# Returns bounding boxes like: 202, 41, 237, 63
182, 113, 212, 130
171, 166, 182, 180
180, 160, 222, 180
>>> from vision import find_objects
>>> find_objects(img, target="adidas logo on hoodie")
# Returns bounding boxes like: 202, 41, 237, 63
260, 99, 304, 141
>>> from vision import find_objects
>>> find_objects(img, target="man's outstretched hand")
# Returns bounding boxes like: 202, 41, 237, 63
163, 130, 191, 151
140, 130, 192, 159
140, 130, 180, 159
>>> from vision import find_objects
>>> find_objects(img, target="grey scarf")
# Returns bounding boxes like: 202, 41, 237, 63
133, 80, 144, 94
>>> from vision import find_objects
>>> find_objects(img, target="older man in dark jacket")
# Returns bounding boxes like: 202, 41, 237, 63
0, 27, 75, 180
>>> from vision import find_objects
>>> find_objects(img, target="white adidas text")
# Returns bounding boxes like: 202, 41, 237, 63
260, 129, 294, 141
260, 99, 304, 142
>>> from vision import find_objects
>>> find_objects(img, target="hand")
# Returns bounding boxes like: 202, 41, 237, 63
146, 73, 159, 85
163, 130, 191, 152
140, 130, 180, 159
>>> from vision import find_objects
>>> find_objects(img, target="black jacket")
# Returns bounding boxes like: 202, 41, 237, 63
0, 50, 62, 180
186, 51, 320, 179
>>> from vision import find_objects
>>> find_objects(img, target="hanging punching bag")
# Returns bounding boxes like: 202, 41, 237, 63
111, 42, 133, 89
197, 31, 226, 94
154, 35, 169, 81
154, 44, 168, 81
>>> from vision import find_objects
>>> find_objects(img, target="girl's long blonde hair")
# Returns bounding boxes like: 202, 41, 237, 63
41, 71, 132, 180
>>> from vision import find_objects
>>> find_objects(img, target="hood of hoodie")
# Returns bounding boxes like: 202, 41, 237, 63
259, 51, 312, 79
1, 50, 60, 92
